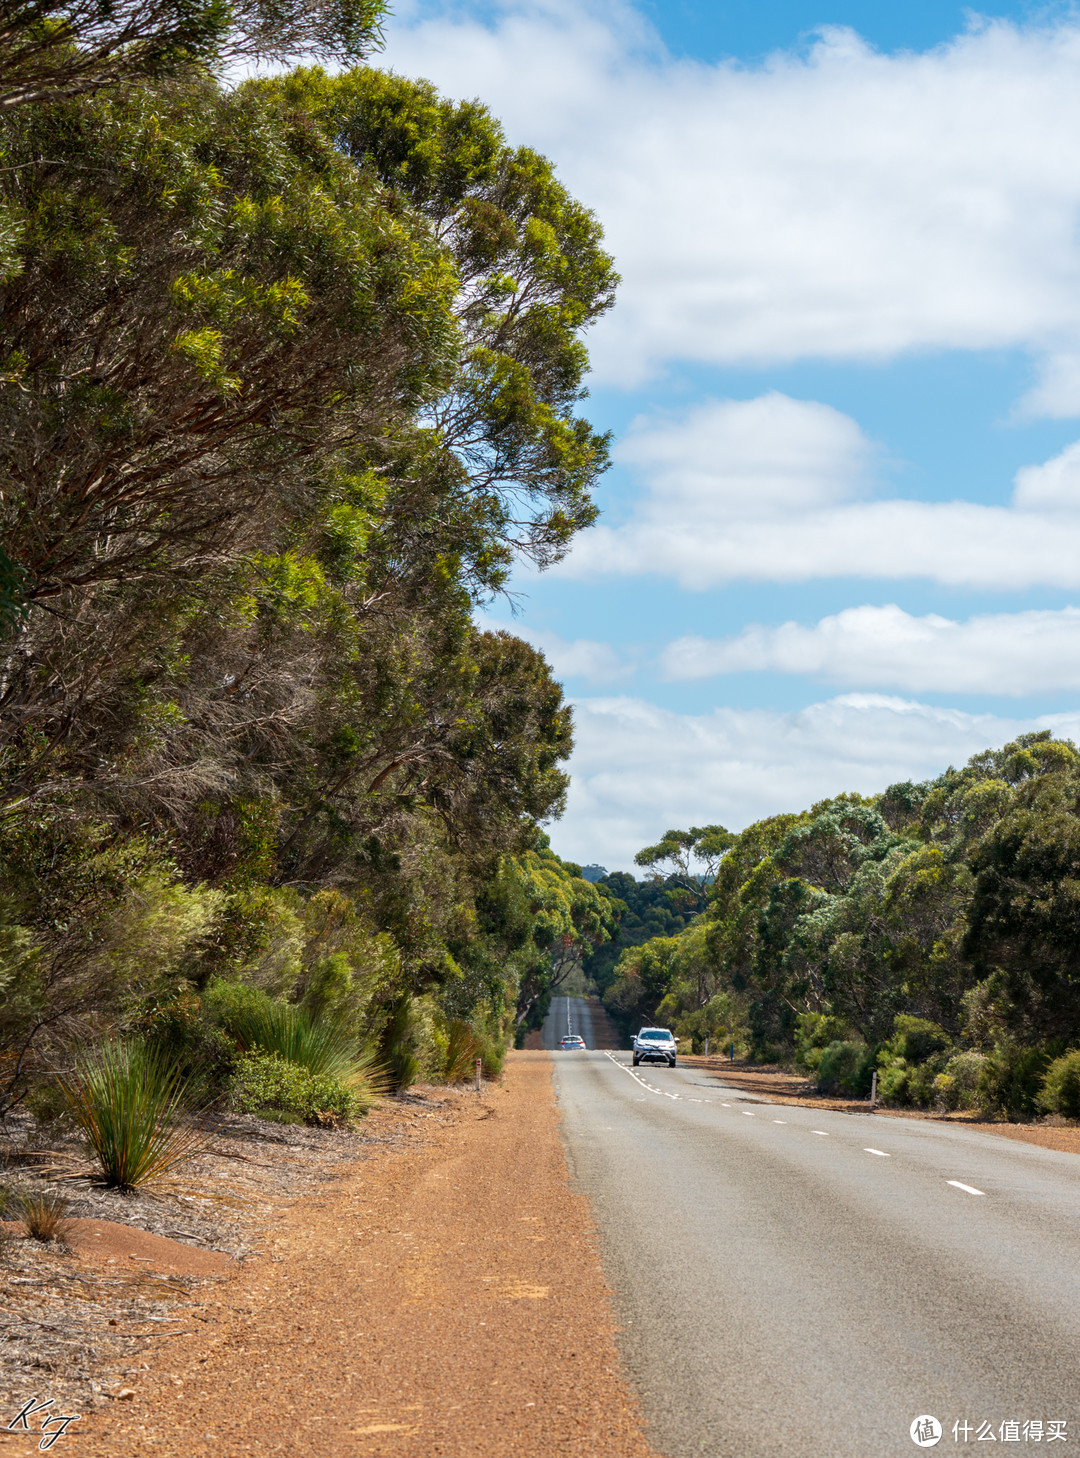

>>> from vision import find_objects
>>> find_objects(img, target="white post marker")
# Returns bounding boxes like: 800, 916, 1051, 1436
704, 1036, 709, 1057
475, 1057, 482, 1094
869, 1070, 877, 1110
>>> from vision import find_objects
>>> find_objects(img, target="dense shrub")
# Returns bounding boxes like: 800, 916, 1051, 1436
1038, 1049, 1080, 1120
885, 1016, 952, 1065
932, 1051, 987, 1111
873, 1016, 955, 1107
794, 1013, 849, 1074
816, 1040, 874, 1097
977, 1043, 1053, 1120
204, 979, 380, 1103
231, 1051, 364, 1123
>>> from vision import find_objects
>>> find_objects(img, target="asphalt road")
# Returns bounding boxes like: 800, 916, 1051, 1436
544, 995, 1080, 1458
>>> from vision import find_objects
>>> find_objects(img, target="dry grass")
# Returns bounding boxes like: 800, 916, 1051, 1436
16, 1184, 73, 1242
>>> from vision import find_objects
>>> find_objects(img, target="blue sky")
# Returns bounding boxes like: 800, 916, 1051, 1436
384, 0, 1080, 867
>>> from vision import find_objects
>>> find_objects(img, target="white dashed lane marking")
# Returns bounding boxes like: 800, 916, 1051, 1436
598, 1055, 989, 1201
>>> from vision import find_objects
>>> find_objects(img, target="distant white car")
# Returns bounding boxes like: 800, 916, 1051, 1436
558, 1034, 586, 1050
633, 1027, 678, 1067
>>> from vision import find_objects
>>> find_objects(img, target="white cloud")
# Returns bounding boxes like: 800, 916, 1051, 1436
546, 692, 1080, 869
552, 394, 1080, 588
476, 615, 633, 684
615, 392, 872, 517
1012, 438, 1080, 510
662, 604, 1080, 696
386, 5, 1080, 387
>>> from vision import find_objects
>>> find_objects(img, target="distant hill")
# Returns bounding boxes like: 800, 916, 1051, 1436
580, 863, 608, 882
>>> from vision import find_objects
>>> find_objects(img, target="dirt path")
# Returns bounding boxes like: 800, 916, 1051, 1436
57, 1051, 656, 1458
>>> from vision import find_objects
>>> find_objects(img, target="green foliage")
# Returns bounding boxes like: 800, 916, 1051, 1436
0, 0, 386, 114
931, 1052, 988, 1112
634, 825, 734, 916
442, 1020, 481, 1083
59, 1039, 216, 1189
1038, 1050, 1080, 1120
205, 979, 380, 1100
584, 870, 696, 995
794, 1013, 849, 1074
816, 1040, 874, 1097
977, 1044, 1054, 1121
231, 1050, 364, 1123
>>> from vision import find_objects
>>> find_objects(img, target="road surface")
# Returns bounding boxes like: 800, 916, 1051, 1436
544, 996, 1080, 1457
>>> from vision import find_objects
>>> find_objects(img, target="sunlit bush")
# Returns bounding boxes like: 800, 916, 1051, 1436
1038, 1049, 1080, 1120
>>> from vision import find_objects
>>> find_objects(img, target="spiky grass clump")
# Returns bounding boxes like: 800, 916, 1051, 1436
221, 999, 383, 1106
443, 1020, 481, 1083
17, 1186, 73, 1242
59, 1039, 216, 1190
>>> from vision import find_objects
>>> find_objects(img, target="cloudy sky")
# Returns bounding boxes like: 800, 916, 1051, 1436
381, 0, 1080, 868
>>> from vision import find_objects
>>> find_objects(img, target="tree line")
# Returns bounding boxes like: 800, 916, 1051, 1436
0, 0, 618, 1123
600, 734, 1080, 1121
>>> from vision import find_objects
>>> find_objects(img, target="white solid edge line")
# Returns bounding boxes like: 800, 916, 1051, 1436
811, 1130, 829, 1136
947, 1180, 985, 1196
864, 1149, 891, 1157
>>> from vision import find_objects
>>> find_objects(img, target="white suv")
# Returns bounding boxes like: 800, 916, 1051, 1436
632, 1027, 678, 1068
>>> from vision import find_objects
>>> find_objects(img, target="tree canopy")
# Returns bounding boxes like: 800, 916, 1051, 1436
0, 52, 615, 1107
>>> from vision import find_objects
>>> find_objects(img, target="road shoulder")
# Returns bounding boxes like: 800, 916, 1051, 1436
61, 1050, 657, 1457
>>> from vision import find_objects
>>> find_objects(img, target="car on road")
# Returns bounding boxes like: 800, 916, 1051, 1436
632, 1027, 678, 1067
558, 1034, 587, 1050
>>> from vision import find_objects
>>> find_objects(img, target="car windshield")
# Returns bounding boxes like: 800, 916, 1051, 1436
640, 1030, 671, 1040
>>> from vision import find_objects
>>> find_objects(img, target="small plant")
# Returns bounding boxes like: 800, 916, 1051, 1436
24, 1081, 73, 1131
1038, 1049, 1080, 1120
231, 1050, 365, 1123
16, 1186, 73, 1243
59, 1038, 216, 1190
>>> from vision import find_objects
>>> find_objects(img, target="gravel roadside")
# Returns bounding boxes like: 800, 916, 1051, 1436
47, 1050, 657, 1458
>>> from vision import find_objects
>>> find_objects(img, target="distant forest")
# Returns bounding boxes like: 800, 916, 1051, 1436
596, 733, 1080, 1123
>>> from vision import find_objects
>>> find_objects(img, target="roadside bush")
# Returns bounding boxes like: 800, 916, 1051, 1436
59, 1039, 216, 1189
443, 1020, 481, 1083
476, 1029, 505, 1079
873, 1016, 955, 1107
231, 1050, 363, 1124
794, 1013, 849, 1075
139, 988, 239, 1097
816, 1040, 874, 1097
204, 979, 381, 1102
885, 1016, 952, 1065
381, 996, 420, 1092
1038, 1049, 1080, 1120
977, 1043, 1053, 1120
932, 1051, 987, 1112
